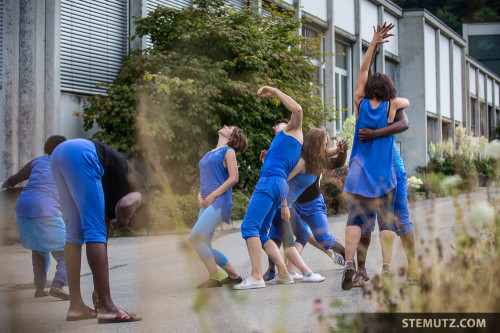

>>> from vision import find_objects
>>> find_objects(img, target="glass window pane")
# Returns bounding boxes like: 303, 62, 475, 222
335, 41, 347, 70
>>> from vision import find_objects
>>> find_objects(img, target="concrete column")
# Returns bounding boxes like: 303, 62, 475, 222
449, 39, 456, 145
376, 5, 384, 74
435, 29, 442, 142
465, 61, 471, 135
352, 0, 362, 110
45, 0, 61, 140
250, 0, 261, 14
324, 0, 336, 136
293, 0, 302, 35
484, 74, 489, 138
475, 68, 480, 136
130, 0, 148, 51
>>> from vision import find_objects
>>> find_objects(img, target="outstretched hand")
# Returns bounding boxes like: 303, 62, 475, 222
257, 86, 277, 98
336, 139, 349, 152
372, 22, 395, 45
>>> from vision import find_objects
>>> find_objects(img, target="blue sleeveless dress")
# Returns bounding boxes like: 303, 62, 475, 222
199, 146, 235, 223
344, 99, 396, 197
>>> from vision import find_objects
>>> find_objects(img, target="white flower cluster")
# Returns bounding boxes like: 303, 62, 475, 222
407, 176, 423, 189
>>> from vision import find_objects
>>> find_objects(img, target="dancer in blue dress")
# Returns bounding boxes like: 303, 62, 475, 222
342, 22, 410, 290
235, 86, 304, 290
189, 125, 248, 288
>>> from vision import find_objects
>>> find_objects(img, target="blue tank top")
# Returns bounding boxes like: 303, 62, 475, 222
392, 137, 405, 173
15, 156, 61, 218
286, 172, 317, 207
260, 131, 302, 179
199, 146, 235, 223
344, 99, 396, 197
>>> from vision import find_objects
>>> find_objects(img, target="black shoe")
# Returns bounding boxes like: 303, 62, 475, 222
220, 276, 243, 285
341, 262, 356, 290
49, 286, 70, 300
196, 278, 222, 289
34, 288, 48, 298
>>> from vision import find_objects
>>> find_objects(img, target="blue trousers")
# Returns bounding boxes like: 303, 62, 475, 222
241, 176, 288, 245
189, 205, 229, 267
50, 139, 107, 246
32, 250, 66, 288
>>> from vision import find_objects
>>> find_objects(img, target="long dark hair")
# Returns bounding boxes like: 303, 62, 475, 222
364, 73, 396, 101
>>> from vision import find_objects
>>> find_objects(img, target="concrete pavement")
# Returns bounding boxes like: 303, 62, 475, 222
0, 189, 495, 332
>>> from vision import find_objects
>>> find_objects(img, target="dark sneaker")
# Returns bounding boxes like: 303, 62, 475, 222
49, 286, 70, 300
221, 276, 242, 285
341, 262, 356, 290
34, 288, 48, 298
262, 269, 275, 281
196, 278, 222, 289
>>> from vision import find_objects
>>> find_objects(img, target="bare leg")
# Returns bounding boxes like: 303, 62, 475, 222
286, 242, 304, 274
400, 231, 416, 277
331, 242, 346, 259
221, 262, 239, 279
284, 246, 311, 275
356, 233, 371, 269
264, 238, 281, 273
262, 239, 288, 277
86, 242, 117, 316
345, 226, 362, 262
202, 257, 218, 277
379, 230, 395, 267
65, 243, 89, 317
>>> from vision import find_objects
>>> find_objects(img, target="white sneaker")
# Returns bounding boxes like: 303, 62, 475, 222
332, 252, 345, 266
302, 272, 325, 283
233, 276, 266, 290
290, 272, 303, 280
268, 274, 294, 285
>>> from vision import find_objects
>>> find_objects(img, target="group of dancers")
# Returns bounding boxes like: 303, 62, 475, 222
190, 22, 416, 291
2, 22, 416, 323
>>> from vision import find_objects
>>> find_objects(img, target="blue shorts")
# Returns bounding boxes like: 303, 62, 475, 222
292, 194, 336, 250
362, 172, 413, 236
50, 139, 106, 246
346, 190, 394, 233
241, 176, 288, 244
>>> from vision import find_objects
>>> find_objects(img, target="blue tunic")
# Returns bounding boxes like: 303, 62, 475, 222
286, 172, 317, 207
344, 99, 396, 197
15, 156, 61, 218
199, 147, 235, 224
260, 130, 302, 179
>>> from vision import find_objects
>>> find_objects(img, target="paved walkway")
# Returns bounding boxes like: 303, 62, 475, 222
0, 189, 495, 332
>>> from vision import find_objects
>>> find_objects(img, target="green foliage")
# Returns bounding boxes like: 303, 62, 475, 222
231, 190, 250, 220
321, 166, 348, 215
81, 0, 330, 193
149, 190, 200, 231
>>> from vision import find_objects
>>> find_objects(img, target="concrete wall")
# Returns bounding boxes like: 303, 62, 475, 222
302, 0, 327, 21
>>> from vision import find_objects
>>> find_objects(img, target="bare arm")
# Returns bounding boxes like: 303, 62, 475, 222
358, 109, 409, 142
287, 158, 306, 181
201, 148, 239, 207
354, 22, 394, 118
115, 191, 143, 229
2, 160, 34, 188
329, 140, 349, 169
258, 86, 303, 143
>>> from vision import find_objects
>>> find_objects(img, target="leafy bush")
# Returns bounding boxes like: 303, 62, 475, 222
80, 0, 330, 194
149, 190, 200, 232
321, 166, 348, 215
231, 190, 250, 220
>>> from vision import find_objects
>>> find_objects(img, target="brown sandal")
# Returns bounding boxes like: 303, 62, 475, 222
352, 268, 370, 287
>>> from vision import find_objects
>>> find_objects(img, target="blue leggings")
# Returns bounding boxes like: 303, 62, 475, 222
50, 139, 106, 246
189, 205, 228, 267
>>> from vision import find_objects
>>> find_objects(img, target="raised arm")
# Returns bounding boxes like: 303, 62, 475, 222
201, 148, 239, 208
354, 22, 394, 118
358, 109, 409, 142
258, 86, 303, 143
2, 160, 34, 188
329, 140, 349, 169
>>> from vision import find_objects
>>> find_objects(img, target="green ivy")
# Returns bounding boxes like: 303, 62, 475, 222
82, 0, 332, 193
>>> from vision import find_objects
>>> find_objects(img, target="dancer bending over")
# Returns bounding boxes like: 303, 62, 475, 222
189, 125, 248, 288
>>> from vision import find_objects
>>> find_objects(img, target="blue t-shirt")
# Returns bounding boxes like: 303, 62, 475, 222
260, 130, 302, 179
199, 147, 235, 223
15, 155, 61, 218
286, 172, 317, 207
344, 99, 396, 197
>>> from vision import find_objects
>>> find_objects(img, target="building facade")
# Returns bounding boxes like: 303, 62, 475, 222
1, 0, 499, 212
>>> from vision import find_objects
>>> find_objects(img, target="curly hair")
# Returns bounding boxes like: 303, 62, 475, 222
364, 73, 396, 101
301, 128, 329, 175
227, 126, 248, 154
44, 135, 67, 155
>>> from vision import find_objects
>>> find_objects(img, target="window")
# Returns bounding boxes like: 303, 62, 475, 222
61, 0, 128, 95
385, 59, 398, 92
470, 97, 477, 136
480, 101, 486, 136
303, 25, 326, 106
0, 0, 3, 86
442, 121, 452, 141
427, 117, 438, 149
335, 41, 352, 131
488, 105, 495, 140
